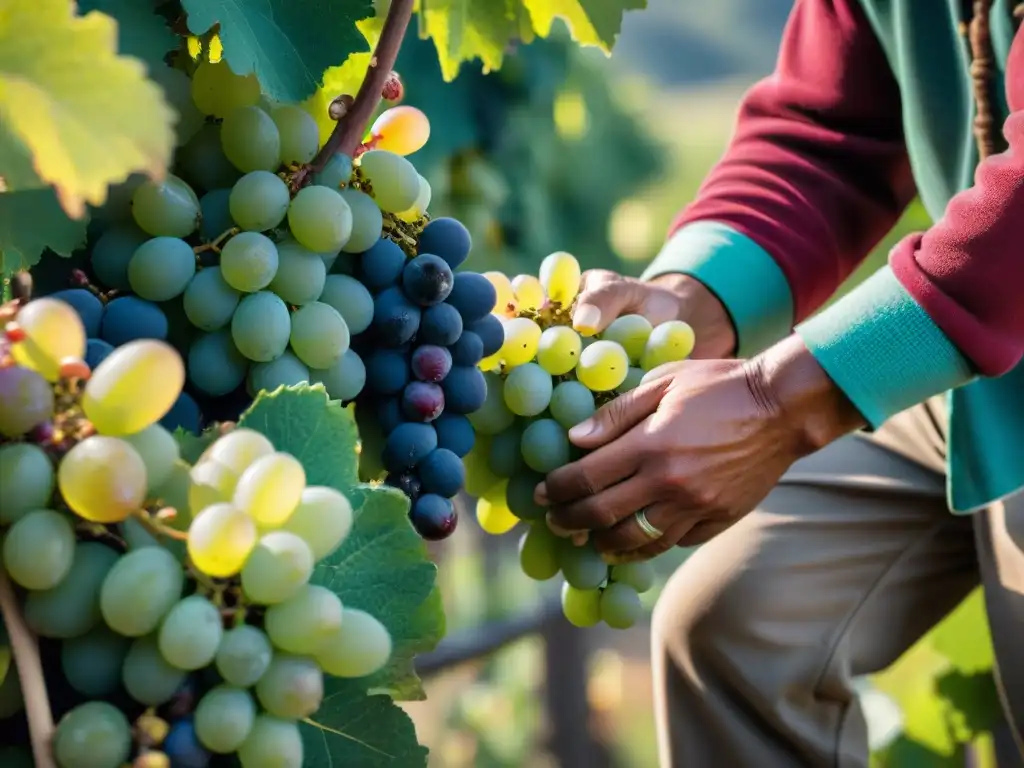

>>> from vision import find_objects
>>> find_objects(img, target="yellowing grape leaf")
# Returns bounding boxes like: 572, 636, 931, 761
0, 190, 89, 276
0, 0, 176, 219
419, 0, 525, 81
180, 0, 376, 103
303, 54, 374, 146
523, 0, 647, 52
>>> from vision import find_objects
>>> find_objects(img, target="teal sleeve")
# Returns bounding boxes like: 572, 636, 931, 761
641, 221, 794, 357
797, 266, 975, 429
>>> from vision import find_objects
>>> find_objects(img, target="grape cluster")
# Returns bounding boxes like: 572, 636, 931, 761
0, 296, 390, 768
461, 252, 697, 629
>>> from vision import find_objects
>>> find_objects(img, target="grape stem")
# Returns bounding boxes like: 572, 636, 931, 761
193, 227, 239, 255
133, 508, 188, 542
299, 0, 415, 182
0, 568, 57, 768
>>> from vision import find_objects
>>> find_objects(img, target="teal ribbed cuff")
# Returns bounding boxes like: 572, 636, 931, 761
642, 221, 793, 357
797, 266, 975, 429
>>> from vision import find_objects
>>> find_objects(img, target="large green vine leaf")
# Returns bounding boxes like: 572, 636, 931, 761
0, 189, 89, 276
77, 0, 179, 71
180, 0, 376, 103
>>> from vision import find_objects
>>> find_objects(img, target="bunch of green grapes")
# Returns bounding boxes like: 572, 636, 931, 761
461, 252, 697, 630
0, 296, 389, 768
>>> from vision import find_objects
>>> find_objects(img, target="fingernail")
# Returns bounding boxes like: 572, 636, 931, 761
571, 532, 590, 547
569, 420, 596, 441
573, 305, 601, 335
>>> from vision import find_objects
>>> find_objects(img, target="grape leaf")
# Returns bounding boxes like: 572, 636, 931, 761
180, 0, 376, 103
0, 190, 89, 276
76, 0, 179, 70
419, 0, 525, 81
935, 669, 1003, 738
523, 0, 647, 52
0, 0, 176, 218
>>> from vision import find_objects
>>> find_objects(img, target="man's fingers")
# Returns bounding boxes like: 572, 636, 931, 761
537, 433, 641, 506
547, 474, 658, 532
573, 272, 649, 335
568, 377, 670, 450
590, 501, 676, 555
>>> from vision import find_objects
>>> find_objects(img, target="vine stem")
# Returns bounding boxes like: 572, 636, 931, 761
0, 567, 57, 768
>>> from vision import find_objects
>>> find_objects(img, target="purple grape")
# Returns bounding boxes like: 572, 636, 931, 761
402, 254, 454, 306
0, 365, 55, 438
163, 718, 210, 767
417, 218, 472, 269
410, 494, 458, 540
419, 303, 463, 346
376, 397, 405, 434
449, 331, 483, 366
418, 448, 465, 498
401, 381, 444, 422
383, 422, 438, 472
385, 472, 423, 501
411, 345, 452, 383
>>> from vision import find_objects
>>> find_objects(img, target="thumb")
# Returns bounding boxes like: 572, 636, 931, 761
568, 376, 671, 449
572, 279, 648, 336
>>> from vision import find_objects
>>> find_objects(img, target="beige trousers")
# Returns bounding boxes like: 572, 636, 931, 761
652, 398, 1024, 766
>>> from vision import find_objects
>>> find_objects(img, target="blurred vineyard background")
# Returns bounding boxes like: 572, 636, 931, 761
383, 1, 1014, 766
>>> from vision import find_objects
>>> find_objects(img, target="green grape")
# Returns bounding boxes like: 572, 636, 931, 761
131, 175, 200, 238
195, 685, 257, 753
3, 509, 75, 590
462, 439, 501, 497
53, 701, 132, 768
271, 105, 319, 165
311, 152, 353, 189
176, 123, 242, 192
128, 237, 196, 301
100, 547, 184, 636
503, 363, 553, 417
264, 584, 343, 654
357, 149, 420, 212
187, 502, 258, 578
268, 239, 327, 306
561, 582, 602, 628
247, 352, 310, 395
310, 348, 365, 402
151, 64, 204, 146
202, 427, 276, 474
221, 105, 282, 172
122, 635, 187, 705
549, 380, 596, 430
610, 560, 656, 593
511, 274, 544, 311
216, 624, 273, 687
505, 469, 546, 521
0, 366, 53, 437
189, 330, 250, 397
537, 326, 582, 375
576, 340, 630, 392
237, 715, 303, 768
338, 187, 384, 253
316, 608, 392, 678
61, 625, 131, 697
122, 424, 180, 491
241, 532, 315, 605
90, 223, 149, 290
279, 485, 353, 560
396, 174, 431, 222
233, 452, 305, 527
318, 276, 373, 336
230, 170, 291, 232
520, 418, 570, 474
158, 594, 223, 670
254, 654, 324, 719
189, 459, 238, 512
498, 317, 542, 368
488, 425, 524, 478
641, 320, 696, 371
559, 540, 608, 590
183, 267, 241, 331
83, 339, 185, 436
617, 366, 646, 393
0, 443, 54, 524
287, 186, 353, 254
10, 296, 87, 381
190, 60, 260, 117
221, 231, 280, 292
231, 291, 292, 362
467, 372, 515, 435
518, 523, 561, 581
289, 301, 349, 369
539, 251, 582, 307
58, 436, 147, 523
24, 541, 119, 638
600, 582, 643, 629
602, 314, 653, 363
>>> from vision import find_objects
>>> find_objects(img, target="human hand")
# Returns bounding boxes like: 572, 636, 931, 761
536, 336, 865, 562
572, 271, 736, 359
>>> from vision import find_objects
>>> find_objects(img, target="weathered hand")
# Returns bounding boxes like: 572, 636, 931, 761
536, 336, 865, 562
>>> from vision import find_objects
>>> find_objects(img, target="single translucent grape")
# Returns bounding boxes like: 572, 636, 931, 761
231, 291, 292, 362
229, 170, 291, 232
183, 266, 241, 331
611, 560, 656, 593
358, 149, 420, 212
600, 582, 644, 629
518, 523, 561, 581
221, 105, 282, 172
503, 363, 553, 417
122, 636, 187, 705
309, 349, 366, 402
316, 608, 393, 678
641, 320, 697, 371
475, 480, 519, 535
247, 351, 310, 395
576, 340, 630, 392
288, 185, 353, 254
10, 297, 87, 381
0, 443, 54, 524
263, 584, 343, 654
232, 452, 305, 527
131, 175, 201, 238
279, 485, 353, 560
0, 366, 54, 437
561, 582, 602, 628
482, 271, 516, 315
311, 152, 353, 190
215, 624, 273, 687
189, 459, 238, 512
602, 314, 653, 364
187, 502, 258, 578
195, 685, 257, 753
61, 626, 131, 697
24, 541, 119, 639
338, 187, 383, 253
58, 436, 147, 522
539, 251, 582, 306
396, 174, 431, 222
83, 339, 185, 436
221, 231, 280, 292
158, 595, 223, 670
128, 237, 196, 301
549, 380, 597, 430
370, 105, 430, 155
100, 547, 184, 636
520, 419, 571, 474
190, 60, 260, 117
537, 325, 583, 375
271, 104, 319, 165
466, 372, 515, 435
237, 716, 303, 768
268, 239, 326, 306
122, 424, 180, 491
53, 702, 132, 768
511, 274, 545, 311
499, 317, 542, 368
240, 532, 314, 605
3, 509, 76, 590
202, 428, 275, 475
188, 330, 249, 397
254, 654, 324, 719
289, 301, 349, 369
